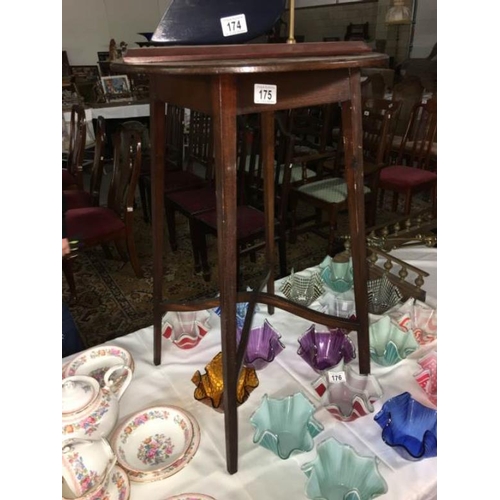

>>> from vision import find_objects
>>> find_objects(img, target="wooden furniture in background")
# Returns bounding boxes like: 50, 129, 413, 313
64, 127, 144, 301
379, 98, 437, 214
62, 104, 87, 190
112, 41, 387, 475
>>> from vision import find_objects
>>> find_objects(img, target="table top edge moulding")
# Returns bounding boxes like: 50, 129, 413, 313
112, 41, 386, 475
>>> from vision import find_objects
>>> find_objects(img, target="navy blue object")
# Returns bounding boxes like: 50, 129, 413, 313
152, 0, 286, 45
374, 392, 437, 459
62, 302, 85, 358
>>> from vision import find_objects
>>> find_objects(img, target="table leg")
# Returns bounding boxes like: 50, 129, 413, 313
211, 74, 239, 474
341, 69, 370, 375
260, 111, 275, 314
151, 96, 166, 366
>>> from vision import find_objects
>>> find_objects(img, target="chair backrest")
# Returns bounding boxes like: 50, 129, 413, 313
361, 74, 387, 100
67, 104, 87, 179
397, 98, 437, 170
88, 116, 107, 206
392, 76, 425, 136
185, 110, 214, 180
361, 98, 401, 167
165, 104, 185, 171
107, 127, 143, 218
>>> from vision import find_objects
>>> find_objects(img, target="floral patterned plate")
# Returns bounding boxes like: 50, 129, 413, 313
62, 345, 135, 391
110, 406, 201, 483
164, 495, 215, 500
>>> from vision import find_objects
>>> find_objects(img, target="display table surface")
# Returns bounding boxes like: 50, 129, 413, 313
62, 246, 437, 500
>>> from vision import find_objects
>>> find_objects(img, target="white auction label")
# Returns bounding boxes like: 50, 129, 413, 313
327, 370, 346, 384
221, 14, 248, 37
254, 84, 277, 104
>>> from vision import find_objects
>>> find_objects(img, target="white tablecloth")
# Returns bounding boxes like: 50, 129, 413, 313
63, 246, 437, 500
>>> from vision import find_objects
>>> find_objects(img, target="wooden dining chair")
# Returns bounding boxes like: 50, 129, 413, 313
63, 126, 144, 301
378, 98, 437, 215
189, 121, 289, 285
140, 107, 212, 224
63, 116, 107, 209
390, 76, 425, 157
63, 104, 87, 190
162, 110, 215, 252
285, 98, 401, 256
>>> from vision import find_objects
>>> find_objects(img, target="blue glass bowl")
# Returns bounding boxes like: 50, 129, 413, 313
250, 392, 323, 460
374, 392, 437, 459
302, 437, 388, 500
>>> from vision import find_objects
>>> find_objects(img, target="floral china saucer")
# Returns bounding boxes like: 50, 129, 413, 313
62, 345, 135, 391
98, 465, 130, 500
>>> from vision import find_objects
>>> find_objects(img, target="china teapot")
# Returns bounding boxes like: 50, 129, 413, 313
62, 365, 132, 440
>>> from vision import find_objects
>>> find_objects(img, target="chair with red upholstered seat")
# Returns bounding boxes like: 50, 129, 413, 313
378, 98, 437, 215
63, 126, 144, 300
63, 116, 107, 210
63, 104, 87, 190
189, 121, 290, 284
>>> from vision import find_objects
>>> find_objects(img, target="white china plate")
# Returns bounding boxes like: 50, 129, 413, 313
62, 345, 135, 390
165, 495, 215, 500
111, 406, 201, 483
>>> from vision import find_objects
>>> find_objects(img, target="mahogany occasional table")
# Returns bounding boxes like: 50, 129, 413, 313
112, 42, 388, 474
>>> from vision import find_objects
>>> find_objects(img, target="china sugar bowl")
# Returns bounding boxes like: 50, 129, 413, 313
62, 365, 132, 441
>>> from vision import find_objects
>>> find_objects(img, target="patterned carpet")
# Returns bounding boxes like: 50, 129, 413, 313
63, 198, 432, 349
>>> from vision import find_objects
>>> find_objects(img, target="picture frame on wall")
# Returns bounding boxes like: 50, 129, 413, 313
101, 75, 132, 101
71, 65, 99, 82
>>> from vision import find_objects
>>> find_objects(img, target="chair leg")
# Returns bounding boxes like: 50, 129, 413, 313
326, 207, 339, 257
63, 258, 77, 304
378, 189, 385, 209
404, 190, 413, 215
278, 232, 288, 278
125, 231, 143, 278
102, 243, 114, 259
165, 200, 178, 252
188, 219, 202, 274
138, 176, 150, 223
391, 192, 399, 212
115, 239, 128, 262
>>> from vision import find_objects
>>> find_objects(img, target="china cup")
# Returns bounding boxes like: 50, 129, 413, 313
62, 437, 116, 498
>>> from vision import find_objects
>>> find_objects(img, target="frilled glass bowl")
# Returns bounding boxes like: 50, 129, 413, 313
319, 254, 354, 293
250, 392, 323, 460
312, 363, 383, 422
369, 316, 419, 366
301, 437, 388, 500
367, 275, 403, 314
280, 269, 325, 306
374, 392, 437, 460
385, 298, 437, 346
162, 310, 211, 349
191, 352, 259, 412
236, 319, 285, 370
298, 325, 356, 373
413, 349, 437, 406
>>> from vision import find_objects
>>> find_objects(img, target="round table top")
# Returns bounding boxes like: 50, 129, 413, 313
112, 42, 388, 76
